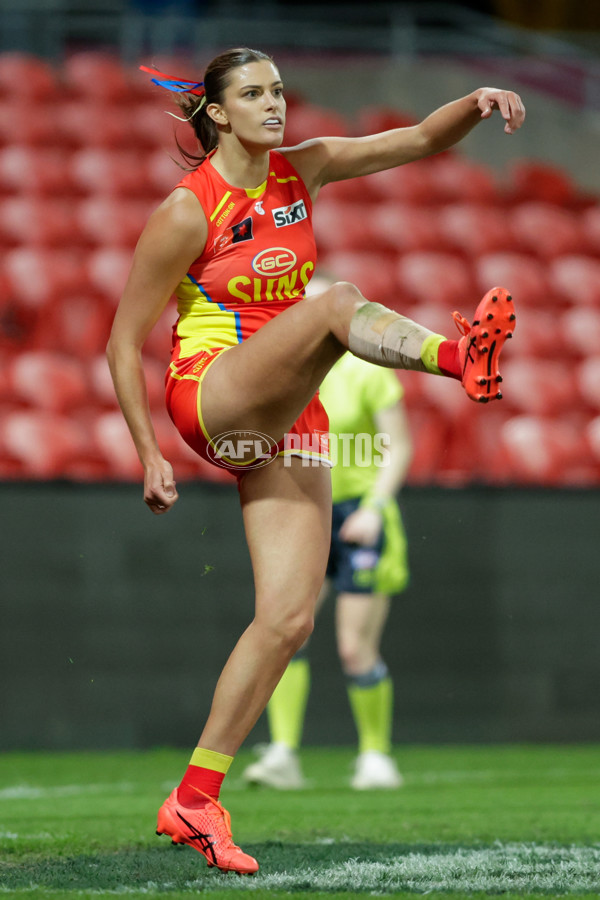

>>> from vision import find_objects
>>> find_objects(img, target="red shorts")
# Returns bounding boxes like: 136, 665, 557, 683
165, 347, 331, 478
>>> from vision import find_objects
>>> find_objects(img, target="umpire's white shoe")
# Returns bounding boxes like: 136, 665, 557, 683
243, 743, 306, 790
351, 751, 404, 790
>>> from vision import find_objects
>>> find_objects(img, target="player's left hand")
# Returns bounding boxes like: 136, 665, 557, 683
476, 87, 526, 134
339, 507, 383, 547
143, 457, 179, 515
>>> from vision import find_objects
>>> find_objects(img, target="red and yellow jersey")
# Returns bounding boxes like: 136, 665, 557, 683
171, 150, 317, 362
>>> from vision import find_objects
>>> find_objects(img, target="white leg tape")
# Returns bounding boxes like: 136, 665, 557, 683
348, 302, 436, 371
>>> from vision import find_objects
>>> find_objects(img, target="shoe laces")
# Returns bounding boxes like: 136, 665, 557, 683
189, 787, 238, 848
452, 310, 471, 336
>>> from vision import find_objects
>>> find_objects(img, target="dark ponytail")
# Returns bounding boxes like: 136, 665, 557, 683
174, 47, 273, 168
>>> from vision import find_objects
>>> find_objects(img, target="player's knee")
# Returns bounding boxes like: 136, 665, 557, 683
337, 636, 372, 674
307, 280, 364, 319
327, 281, 365, 315
286, 612, 314, 653
259, 604, 314, 654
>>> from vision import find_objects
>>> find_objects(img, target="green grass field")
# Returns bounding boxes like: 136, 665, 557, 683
1, 744, 599, 899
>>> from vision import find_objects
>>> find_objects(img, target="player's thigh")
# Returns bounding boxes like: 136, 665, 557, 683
240, 456, 333, 628
200, 285, 363, 438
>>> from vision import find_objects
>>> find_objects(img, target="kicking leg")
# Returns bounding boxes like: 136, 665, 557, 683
201, 283, 515, 445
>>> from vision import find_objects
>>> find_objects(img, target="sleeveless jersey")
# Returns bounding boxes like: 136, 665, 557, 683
171, 150, 317, 363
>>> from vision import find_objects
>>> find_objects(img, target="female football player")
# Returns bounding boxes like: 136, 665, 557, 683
107, 46, 523, 873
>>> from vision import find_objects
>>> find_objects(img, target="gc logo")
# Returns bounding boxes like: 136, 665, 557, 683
252, 247, 297, 277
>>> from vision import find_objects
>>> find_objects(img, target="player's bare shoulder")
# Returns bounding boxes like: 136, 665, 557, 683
143, 186, 208, 260
279, 138, 339, 198
155, 185, 207, 230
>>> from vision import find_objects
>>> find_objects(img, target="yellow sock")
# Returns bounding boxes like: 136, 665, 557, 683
347, 669, 393, 755
267, 657, 310, 750
420, 333, 446, 375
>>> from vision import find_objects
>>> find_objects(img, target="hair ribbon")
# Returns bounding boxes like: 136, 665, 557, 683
139, 65, 205, 97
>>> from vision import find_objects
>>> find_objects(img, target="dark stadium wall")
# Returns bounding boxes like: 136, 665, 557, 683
1, 481, 598, 751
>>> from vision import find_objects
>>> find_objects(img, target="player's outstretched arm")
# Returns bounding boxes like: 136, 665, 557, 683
285, 87, 525, 194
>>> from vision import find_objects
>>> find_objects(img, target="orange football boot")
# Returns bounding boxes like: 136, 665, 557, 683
156, 788, 259, 875
453, 286, 515, 402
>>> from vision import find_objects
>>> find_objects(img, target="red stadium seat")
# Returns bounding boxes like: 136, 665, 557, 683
0, 197, 75, 247
418, 366, 469, 422
474, 253, 552, 307
318, 172, 381, 205
4, 247, 83, 310
62, 52, 131, 102
510, 203, 582, 260
576, 356, 600, 411
405, 407, 452, 485
145, 147, 185, 197
561, 307, 600, 357
355, 106, 417, 135
316, 250, 397, 306
70, 147, 150, 197
36, 295, 113, 359
0, 409, 93, 478
129, 99, 201, 157
86, 247, 133, 300
396, 251, 475, 307
361, 159, 440, 205
142, 357, 169, 410
142, 301, 177, 362
56, 101, 131, 149
0, 146, 73, 195
0, 354, 14, 401
406, 301, 456, 338
0, 296, 38, 352
91, 406, 230, 483
366, 204, 451, 254
88, 354, 119, 408
282, 103, 349, 147
92, 410, 143, 479
549, 255, 600, 307
312, 200, 377, 254
457, 405, 515, 485
75, 196, 152, 248
581, 204, 600, 254
395, 368, 425, 410
507, 160, 578, 206
88, 352, 165, 410
129, 100, 174, 150
504, 306, 566, 359
585, 416, 600, 468
0, 100, 57, 147
499, 358, 577, 416
427, 154, 499, 204
8, 350, 89, 413
0, 452, 25, 478
500, 414, 588, 485
0, 53, 58, 100
437, 203, 519, 256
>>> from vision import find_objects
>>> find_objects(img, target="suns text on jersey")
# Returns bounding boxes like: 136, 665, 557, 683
227, 260, 315, 303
